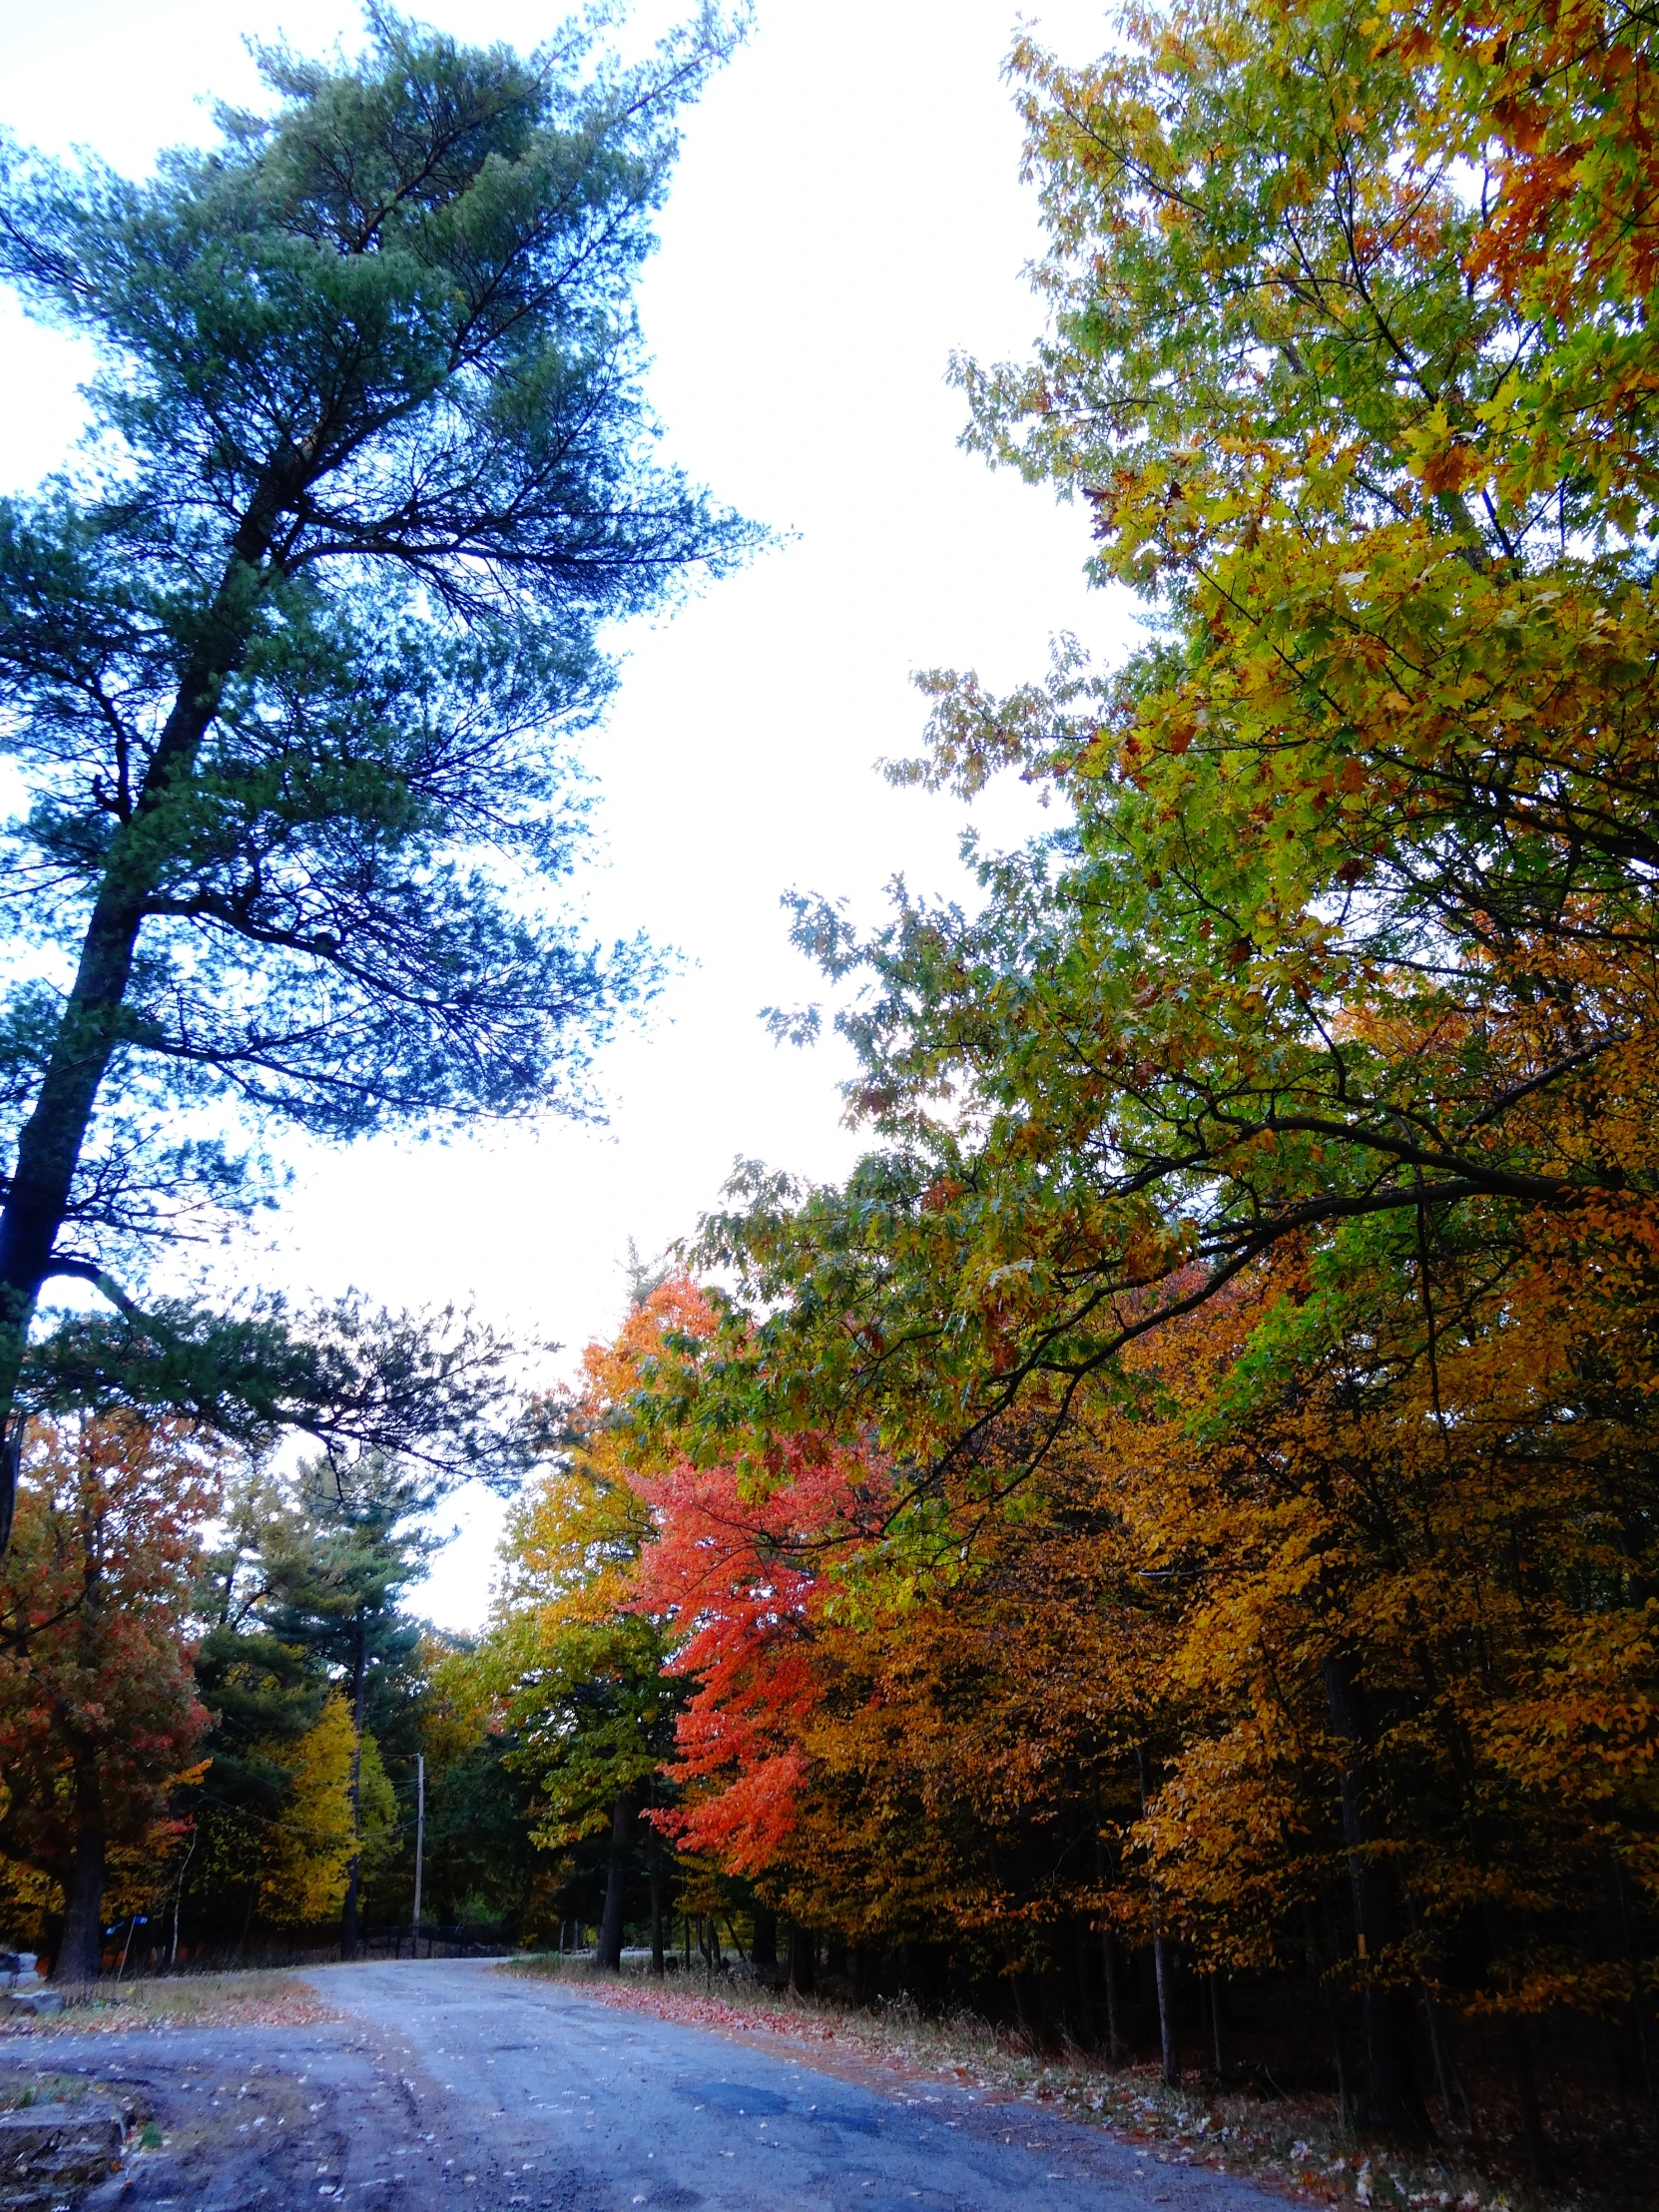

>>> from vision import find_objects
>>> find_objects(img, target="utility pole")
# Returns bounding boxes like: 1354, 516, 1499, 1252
411, 1753, 425, 1956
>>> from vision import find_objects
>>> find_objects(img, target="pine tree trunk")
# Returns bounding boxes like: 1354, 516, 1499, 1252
0, 508, 285, 1554
54, 1759, 107, 1985
597, 1790, 635, 1970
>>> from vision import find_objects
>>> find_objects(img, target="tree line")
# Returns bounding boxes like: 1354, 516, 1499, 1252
0, 1416, 545, 1981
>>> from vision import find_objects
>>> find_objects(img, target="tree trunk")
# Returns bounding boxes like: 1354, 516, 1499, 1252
789, 1923, 816, 1995
1151, 1932, 1180, 2086
1307, 1907, 1354, 2129
0, 501, 287, 1552
752, 1905, 778, 1971
53, 1759, 106, 1985
1136, 1745, 1181, 2088
1420, 1980, 1471, 2130
1102, 1931, 1125, 2064
1092, 1813, 1125, 2063
340, 1612, 367, 1961
1506, 2013, 1551, 2183
597, 1790, 636, 1970
1322, 1648, 1431, 2138
647, 1818, 666, 1977
1612, 1857, 1657, 2115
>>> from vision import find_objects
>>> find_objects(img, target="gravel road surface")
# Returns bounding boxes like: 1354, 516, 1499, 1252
0, 1958, 1289, 2212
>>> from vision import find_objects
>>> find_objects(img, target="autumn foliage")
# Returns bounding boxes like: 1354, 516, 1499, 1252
0, 1414, 214, 1978
468, 0, 1659, 2173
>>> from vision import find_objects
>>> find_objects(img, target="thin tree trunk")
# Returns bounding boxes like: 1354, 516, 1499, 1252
1613, 1856, 1657, 2115
1152, 1933, 1180, 2087
597, 1790, 636, 1971
169, 1825, 199, 1969
1331, 1991, 1354, 2129
1070, 1914, 1094, 2045
1420, 1980, 1471, 2130
1093, 1815, 1125, 2064
1602, 2017, 1635, 2146
231, 1881, 258, 1965
1136, 1745, 1180, 2088
340, 1611, 367, 1961
1102, 1932, 1125, 2064
1321, 1649, 1430, 2138
647, 1815, 666, 1977
1506, 2013, 1551, 2184
54, 1758, 106, 1985
1210, 1970, 1225, 2078
1307, 1909, 1354, 2131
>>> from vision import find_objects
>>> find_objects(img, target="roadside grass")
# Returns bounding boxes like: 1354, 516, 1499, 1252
0, 2071, 95, 2108
0, 1970, 334, 2037
504, 1954, 1613, 2212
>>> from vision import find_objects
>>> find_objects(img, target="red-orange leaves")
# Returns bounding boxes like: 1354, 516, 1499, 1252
631, 1438, 888, 1874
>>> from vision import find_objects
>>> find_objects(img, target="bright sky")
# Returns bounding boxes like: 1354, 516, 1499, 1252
0, 0, 1131, 1626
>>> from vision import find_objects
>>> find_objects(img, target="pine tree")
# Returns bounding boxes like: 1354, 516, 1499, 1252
0, 5, 755, 1544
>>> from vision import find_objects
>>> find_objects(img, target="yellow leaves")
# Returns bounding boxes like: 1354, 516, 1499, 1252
257, 1693, 358, 1927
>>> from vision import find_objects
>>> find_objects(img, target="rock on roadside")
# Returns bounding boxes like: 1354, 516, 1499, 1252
0, 2098, 128, 2211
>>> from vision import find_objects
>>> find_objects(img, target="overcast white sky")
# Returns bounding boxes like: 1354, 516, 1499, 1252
0, 0, 1131, 1625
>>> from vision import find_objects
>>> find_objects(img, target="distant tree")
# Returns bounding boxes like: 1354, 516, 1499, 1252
412, 1637, 543, 1936
0, 1411, 213, 1980
255, 1690, 360, 1929
190, 1465, 333, 1943
256, 1457, 431, 1958
0, 3, 756, 1544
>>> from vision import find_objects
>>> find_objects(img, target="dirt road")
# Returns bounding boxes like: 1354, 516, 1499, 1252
0, 1958, 1288, 2211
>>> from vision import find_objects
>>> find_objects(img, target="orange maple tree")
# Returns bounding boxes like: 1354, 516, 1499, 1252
0, 1412, 214, 1980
